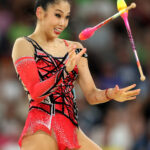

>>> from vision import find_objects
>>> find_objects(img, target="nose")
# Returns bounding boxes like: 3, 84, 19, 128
59, 18, 66, 27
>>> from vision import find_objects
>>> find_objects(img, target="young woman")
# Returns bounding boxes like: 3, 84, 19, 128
12, 0, 140, 150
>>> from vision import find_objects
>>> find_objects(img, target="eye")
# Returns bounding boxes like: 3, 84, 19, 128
55, 13, 61, 18
66, 15, 70, 19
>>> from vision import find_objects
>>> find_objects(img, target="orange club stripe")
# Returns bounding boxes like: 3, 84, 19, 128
137, 61, 141, 67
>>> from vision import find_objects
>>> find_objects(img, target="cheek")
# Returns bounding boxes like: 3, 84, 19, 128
46, 20, 57, 29
45, 15, 59, 26
65, 20, 69, 27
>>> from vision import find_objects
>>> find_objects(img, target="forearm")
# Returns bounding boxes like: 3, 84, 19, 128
15, 56, 68, 102
31, 66, 67, 98
87, 84, 140, 104
87, 88, 111, 105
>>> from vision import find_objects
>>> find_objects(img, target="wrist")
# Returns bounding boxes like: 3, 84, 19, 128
105, 88, 112, 100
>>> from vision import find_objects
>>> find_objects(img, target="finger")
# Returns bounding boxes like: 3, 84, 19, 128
125, 96, 136, 101
122, 84, 136, 91
68, 44, 73, 52
125, 89, 141, 97
65, 50, 75, 64
114, 85, 119, 93
68, 44, 76, 53
77, 48, 87, 57
68, 48, 76, 58
65, 55, 76, 70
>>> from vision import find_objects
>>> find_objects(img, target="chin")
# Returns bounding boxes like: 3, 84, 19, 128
47, 34, 58, 40
52, 32, 60, 38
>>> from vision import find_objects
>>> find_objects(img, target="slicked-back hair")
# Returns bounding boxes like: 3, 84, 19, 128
34, 0, 71, 12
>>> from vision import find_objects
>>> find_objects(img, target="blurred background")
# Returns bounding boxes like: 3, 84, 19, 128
0, 0, 150, 149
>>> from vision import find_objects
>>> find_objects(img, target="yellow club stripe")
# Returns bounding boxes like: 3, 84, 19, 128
117, 0, 128, 12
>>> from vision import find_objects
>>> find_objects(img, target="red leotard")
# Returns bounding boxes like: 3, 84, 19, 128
14, 37, 88, 150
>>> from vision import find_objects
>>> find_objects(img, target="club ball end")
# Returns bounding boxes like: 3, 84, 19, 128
131, 3, 136, 9
140, 76, 146, 81
79, 33, 86, 41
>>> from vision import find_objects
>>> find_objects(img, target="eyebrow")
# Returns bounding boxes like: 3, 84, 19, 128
55, 9, 70, 15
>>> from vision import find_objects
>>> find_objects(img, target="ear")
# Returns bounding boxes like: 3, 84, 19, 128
36, 7, 45, 20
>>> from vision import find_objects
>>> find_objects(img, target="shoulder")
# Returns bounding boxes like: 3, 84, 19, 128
13, 37, 33, 49
12, 37, 34, 62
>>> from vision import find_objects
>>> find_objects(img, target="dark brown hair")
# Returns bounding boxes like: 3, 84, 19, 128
35, 0, 71, 12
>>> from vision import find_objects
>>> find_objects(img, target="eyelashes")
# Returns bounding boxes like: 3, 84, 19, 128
55, 13, 70, 19
66, 15, 70, 19
55, 13, 61, 18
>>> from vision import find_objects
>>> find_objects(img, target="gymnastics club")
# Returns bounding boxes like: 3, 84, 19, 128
79, 3, 136, 41
117, 0, 146, 81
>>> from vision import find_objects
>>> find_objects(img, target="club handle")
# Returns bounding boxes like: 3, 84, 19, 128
95, 3, 136, 30
114, 3, 136, 19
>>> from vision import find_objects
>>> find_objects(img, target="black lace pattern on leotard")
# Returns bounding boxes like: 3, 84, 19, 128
24, 36, 87, 126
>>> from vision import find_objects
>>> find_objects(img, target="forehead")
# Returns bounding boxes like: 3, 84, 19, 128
47, 1, 71, 14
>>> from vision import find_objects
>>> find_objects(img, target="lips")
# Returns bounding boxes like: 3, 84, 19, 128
54, 28, 63, 35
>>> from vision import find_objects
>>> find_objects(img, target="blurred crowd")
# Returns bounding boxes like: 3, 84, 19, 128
0, 0, 150, 150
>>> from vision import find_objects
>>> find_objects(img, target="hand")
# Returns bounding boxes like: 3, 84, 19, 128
65, 44, 87, 72
107, 84, 140, 102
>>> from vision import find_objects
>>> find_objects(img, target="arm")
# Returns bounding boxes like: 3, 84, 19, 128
12, 38, 68, 102
77, 57, 110, 105
76, 43, 141, 105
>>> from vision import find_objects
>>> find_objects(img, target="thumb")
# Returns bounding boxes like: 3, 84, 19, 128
115, 85, 119, 93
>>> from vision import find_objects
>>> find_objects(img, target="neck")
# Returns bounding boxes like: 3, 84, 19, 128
32, 23, 57, 43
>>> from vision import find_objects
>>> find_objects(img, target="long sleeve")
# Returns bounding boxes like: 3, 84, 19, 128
15, 56, 68, 102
